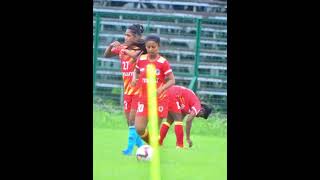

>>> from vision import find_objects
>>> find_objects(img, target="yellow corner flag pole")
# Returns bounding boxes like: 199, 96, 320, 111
146, 64, 161, 180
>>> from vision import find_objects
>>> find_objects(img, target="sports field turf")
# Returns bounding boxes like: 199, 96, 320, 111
94, 109, 227, 180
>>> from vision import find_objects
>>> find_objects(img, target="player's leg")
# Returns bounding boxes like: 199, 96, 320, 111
131, 94, 144, 147
123, 96, 131, 125
123, 108, 144, 155
124, 112, 130, 126
159, 112, 174, 145
158, 99, 170, 145
135, 99, 167, 144
128, 109, 144, 148
159, 99, 183, 147
135, 116, 149, 143
135, 101, 150, 143
122, 95, 138, 155
169, 112, 184, 148
164, 98, 177, 127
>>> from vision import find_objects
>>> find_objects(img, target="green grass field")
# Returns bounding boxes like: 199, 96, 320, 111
94, 108, 227, 180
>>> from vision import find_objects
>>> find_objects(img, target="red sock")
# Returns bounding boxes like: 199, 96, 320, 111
159, 122, 171, 145
174, 122, 184, 148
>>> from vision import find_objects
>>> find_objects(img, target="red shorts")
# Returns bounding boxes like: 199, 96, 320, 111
136, 98, 169, 118
168, 99, 182, 114
123, 94, 139, 113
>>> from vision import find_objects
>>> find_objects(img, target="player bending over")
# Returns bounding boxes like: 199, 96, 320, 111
158, 85, 213, 148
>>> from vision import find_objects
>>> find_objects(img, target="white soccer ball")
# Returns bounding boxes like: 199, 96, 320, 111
136, 145, 153, 161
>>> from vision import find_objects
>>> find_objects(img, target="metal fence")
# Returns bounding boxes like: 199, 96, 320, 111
93, 9, 227, 113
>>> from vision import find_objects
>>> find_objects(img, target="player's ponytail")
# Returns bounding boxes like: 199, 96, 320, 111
136, 24, 144, 34
127, 24, 147, 54
133, 39, 147, 54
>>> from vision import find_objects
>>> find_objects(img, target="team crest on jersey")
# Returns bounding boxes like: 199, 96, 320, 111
158, 106, 164, 112
156, 69, 160, 75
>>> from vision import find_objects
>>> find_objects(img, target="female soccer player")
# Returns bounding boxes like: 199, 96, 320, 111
158, 85, 213, 148
131, 34, 175, 143
104, 24, 147, 155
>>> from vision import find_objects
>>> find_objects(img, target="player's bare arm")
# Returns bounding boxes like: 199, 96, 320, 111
104, 41, 121, 57
185, 112, 196, 147
157, 73, 175, 95
131, 68, 140, 87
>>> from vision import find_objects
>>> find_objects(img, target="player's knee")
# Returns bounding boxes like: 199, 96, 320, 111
135, 126, 144, 136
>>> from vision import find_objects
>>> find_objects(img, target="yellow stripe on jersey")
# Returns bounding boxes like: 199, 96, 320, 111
123, 79, 129, 88
123, 78, 130, 87
157, 84, 166, 99
158, 93, 167, 100
134, 89, 140, 95
125, 84, 132, 94
123, 79, 130, 94
127, 88, 134, 95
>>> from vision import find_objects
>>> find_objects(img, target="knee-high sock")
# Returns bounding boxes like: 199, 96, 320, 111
174, 122, 184, 148
122, 126, 137, 155
159, 122, 171, 145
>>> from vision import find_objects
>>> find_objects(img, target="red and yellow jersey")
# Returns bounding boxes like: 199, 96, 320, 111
168, 85, 201, 115
111, 45, 140, 95
135, 54, 173, 101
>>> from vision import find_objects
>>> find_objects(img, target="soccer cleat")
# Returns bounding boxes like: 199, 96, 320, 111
122, 149, 133, 156
176, 145, 187, 150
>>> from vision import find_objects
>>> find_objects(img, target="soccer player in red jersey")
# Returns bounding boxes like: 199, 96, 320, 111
104, 24, 147, 155
131, 34, 175, 143
158, 85, 213, 148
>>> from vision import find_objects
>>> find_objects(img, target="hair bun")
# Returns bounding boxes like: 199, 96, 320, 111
139, 25, 144, 34
134, 24, 144, 34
